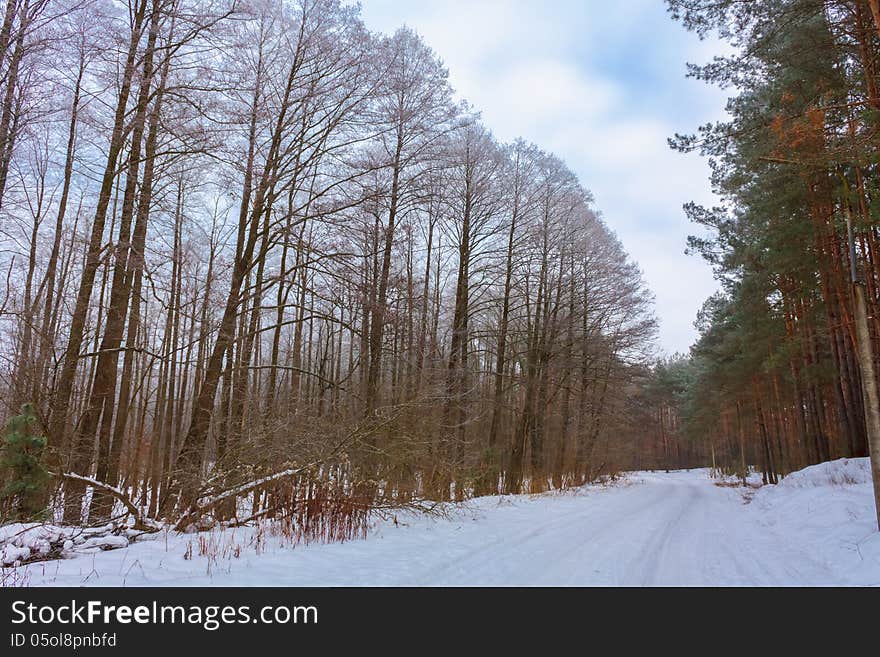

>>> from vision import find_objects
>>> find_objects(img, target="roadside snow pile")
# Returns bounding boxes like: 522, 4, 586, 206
750, 457, 880, 586
775, 457, 872, 489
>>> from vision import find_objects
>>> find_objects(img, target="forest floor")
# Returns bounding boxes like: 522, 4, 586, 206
7, 458, 880, 587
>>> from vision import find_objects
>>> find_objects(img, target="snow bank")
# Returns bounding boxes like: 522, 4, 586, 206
749, 457, 880, 586
775, 457, 873, 489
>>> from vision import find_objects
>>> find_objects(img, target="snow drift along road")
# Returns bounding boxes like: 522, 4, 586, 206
9, 458, 880, 586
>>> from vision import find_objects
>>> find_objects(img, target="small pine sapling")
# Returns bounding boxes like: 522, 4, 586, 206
1, 404, 51, 521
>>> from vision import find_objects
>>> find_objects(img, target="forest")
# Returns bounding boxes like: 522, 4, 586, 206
640, 0, 880, 507
4, 0, 880, 545
0, 0, 657, 530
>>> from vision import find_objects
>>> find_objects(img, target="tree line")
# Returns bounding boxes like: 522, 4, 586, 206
0, 0, 655, 527
641, 0, 880, 507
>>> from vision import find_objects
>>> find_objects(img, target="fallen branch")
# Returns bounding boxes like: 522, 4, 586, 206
170, 409, 424, 532
172, 464, 318, 532
51, 472, 159, 532
172, 417, 387, 531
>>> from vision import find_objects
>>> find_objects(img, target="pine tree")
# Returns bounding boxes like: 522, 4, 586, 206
1, 404, 50, 521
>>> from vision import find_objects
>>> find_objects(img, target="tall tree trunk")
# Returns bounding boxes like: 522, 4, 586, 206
64, 0, 160, 522
49, 0, 148, 463
38, 54, 84, 404
366, 124, 404, 415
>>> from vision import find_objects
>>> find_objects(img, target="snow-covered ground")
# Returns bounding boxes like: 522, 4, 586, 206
6, 458, 880, 586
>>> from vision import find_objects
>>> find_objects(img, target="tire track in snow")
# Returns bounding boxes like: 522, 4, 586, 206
412, 480, 679, 586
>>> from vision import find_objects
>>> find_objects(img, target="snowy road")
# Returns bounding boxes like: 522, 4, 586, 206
370, 471, 847, 587
15, 462, 880, 586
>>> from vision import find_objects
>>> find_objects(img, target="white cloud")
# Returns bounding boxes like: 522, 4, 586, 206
491, 60, 621, 126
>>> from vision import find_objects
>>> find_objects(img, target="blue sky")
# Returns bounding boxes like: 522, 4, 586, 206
359, 0, 731, 355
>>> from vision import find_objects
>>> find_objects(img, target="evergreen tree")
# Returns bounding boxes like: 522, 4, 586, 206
1, 404, 50, 521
